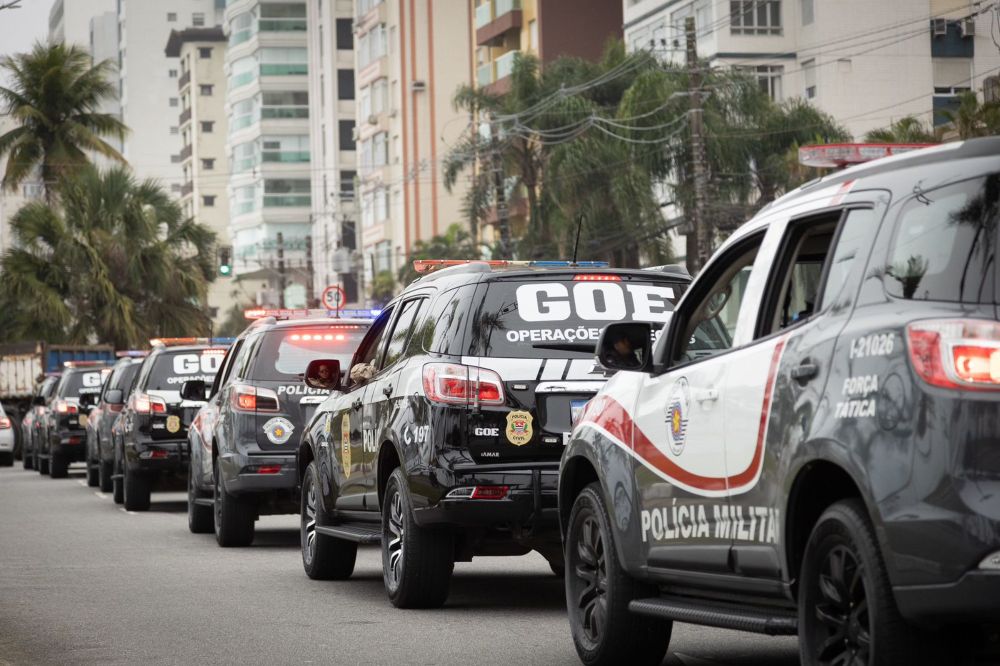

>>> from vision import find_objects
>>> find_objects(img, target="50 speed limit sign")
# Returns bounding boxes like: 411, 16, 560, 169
321, 285, 346, 311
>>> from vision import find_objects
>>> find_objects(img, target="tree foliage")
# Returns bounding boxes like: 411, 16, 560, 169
0, 166, 216, 347
397, 223, 482, 285
0, 41, 127, 197
864, 115, 937, 144
940, 91, 1000, 139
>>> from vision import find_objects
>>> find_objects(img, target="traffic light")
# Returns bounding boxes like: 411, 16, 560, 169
218, 245, 232, 277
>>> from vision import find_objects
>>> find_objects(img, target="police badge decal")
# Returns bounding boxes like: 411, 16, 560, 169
665, 377, 690, 456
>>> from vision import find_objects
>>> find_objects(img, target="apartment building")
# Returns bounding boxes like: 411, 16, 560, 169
224, 0, 313, 307
473, 0, 623, 93
306, 0, 359, 304
0, 116, 44, 256
354, 0, 473, 296
623, 0, 1000, 138
166, 28, 233, 326
117, 0, 220, 189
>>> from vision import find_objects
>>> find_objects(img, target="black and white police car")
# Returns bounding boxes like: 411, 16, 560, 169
184, 309, 372, 546
295, 259, 689, 608
113, 339, 229, 510
40, 362, 109, 478
559, 139, 1000, 665
85, 352, 146, 491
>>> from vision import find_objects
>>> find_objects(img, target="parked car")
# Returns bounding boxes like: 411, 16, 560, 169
40, 362, 109, 478
85, 354, 146, 490
21, 375, 59, 471
0, 402, 15, 466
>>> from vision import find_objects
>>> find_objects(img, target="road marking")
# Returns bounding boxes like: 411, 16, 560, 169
94, 491, 108, 500
118, 507, 138, 515
76, 480, 87, 487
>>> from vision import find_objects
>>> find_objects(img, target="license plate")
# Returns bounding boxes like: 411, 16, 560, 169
570, 399, 589, 427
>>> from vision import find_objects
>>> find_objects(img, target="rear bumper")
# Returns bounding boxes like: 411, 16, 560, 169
218, 451, 297, 494
411, 462, 560, 540
0, 432, 14, 451
895, 571, 1000, 624
125, 438, 188, 473
50, 430, 87, 461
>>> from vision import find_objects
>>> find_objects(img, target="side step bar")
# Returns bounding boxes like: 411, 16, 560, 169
629, 597, 798, 636
316, 523, 382, 545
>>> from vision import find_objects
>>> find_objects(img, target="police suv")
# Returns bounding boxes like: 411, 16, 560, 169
85, 353, 146, 491
560, 139, 1000, 665
113, 339, 228, 510
20, 375, 59, 471
39, 362, 109, 478
184, 310, 371, 546
296, 260, 689, 608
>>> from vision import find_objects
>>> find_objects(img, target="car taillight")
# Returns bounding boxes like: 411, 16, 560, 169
0, 417, 10, 429
907, 319, 1000, 390
231, 385, 279, 413
422, 363, 505, 406
133, 393, 167, 414
55, 400, 78, 415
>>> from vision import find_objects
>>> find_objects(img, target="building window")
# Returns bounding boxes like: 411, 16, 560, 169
264, 179, 311, 207
192, 12, 205, 26
340, 170, 356, 200
171, 154, 182, 163
261, 90, 309, 119
202, 158, 215, 170
202, 195, 216, 207
198, 47, 212, 59
201, 121, 214, 133
357, 23, 387, 68
336, 18, 354, 50
738, 64, 784, 100
260, 47, 308, 75
528, 19, 537, 51
800, 0, 813, 25
169, 97, 178, 107
339, 120, 356, 151
338, 69, 355, 100
167, 12, 177, 22
802, 58, 816, 98
170, 126, 179, 135
168, 69, 178, 78
730, 0, 781, 35
172, 183, 182, 193
261, 135, 310, 163
200, 84, 213, 96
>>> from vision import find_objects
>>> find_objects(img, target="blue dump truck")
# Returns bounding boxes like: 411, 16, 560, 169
0, 342, 116, 459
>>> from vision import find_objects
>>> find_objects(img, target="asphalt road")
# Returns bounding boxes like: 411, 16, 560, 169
0, 463, 799, 665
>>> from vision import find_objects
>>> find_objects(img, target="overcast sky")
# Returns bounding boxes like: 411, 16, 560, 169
0, 0, 53, 87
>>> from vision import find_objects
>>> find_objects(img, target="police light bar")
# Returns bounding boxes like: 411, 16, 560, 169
244, 308, 379, 321
115, 350, 149, 358
62, 361, 108, 368
798, 143, 934, 169
412, 259, 610, 274
149, 337, 236, 348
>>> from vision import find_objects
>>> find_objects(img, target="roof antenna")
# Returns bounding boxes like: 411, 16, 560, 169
571, 215, 584, 266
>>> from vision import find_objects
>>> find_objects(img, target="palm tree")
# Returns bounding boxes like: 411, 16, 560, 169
0, 42, 127, 198
940, 91, 1000, 139
864, 116, 937, 144
0, 165, 216, 348
397, 223, 483, 285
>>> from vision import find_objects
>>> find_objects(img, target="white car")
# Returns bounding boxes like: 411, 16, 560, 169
0, 403, 15, 466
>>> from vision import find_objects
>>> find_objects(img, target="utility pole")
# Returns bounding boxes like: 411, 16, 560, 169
305, 234, 315, 306
685, 16, 710, 274
489, 113, 512, 259
276, 231, 286, 308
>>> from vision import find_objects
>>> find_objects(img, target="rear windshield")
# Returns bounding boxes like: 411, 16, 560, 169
60, 370, 105, 398
886, 175, 998, 304
473, 277, 683, 358
250, 325, 369, 380
144, 348, 226, 391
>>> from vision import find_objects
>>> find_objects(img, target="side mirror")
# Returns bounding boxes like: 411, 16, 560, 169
180, 380, 208, 402
596, 322, 653, 373
305, 359, 341, 390
79, 393, 98, 409
105, 389, 124, 405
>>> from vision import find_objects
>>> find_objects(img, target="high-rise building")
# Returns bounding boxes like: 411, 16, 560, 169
117, 0, 220, 189
0, 116, 44, 256
353, 0, 473, 297
224, 0, 313, 307
473, 0, 623, 93
306, 0, 359, 305
622, 0, 1000, 138
166, 27, 233, 327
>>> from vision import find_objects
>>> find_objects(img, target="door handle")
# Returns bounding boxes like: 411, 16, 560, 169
791, 362, 819, 382
351, 399, 363, 410
382, 386, 393, 398
693, 388, 719, 403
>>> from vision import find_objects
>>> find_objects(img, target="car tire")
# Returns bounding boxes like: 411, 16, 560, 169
123, 463, 151, 511
38, 453, 49, 475
86, 459, 99, 487
566, 483, 672, 666
98, 460, 113, 493
22, 450, 33, 470
381, 468, 454, 609
187, 462, 213, 534
0, 452, 12, 467
213, 457, 255, 547
798, 499, 945, 666
301, 461, 357, 580
49, 453, 68, 478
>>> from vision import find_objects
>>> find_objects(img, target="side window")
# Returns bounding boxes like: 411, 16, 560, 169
235, 334, 263, 379
673, 236, 763, 364
350, 307, 395, 384
381, 298, 425, 370
885, 175, 998, 304
760, 213, 840, 336
819, 208, 879, 309
101, 366, 126, 400
211, 339, 244, 396
424, 284, 477, 355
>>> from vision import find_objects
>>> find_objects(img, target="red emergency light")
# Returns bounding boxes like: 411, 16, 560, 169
798, 143, 934, 169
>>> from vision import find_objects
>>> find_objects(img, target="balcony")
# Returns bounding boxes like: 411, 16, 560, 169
180, 181, 193, 197
476, 0, 522, 47
178, 70, 190, 89
179, 107, 192, 125
478, 50, 519, 93
179, 144, 192, 161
